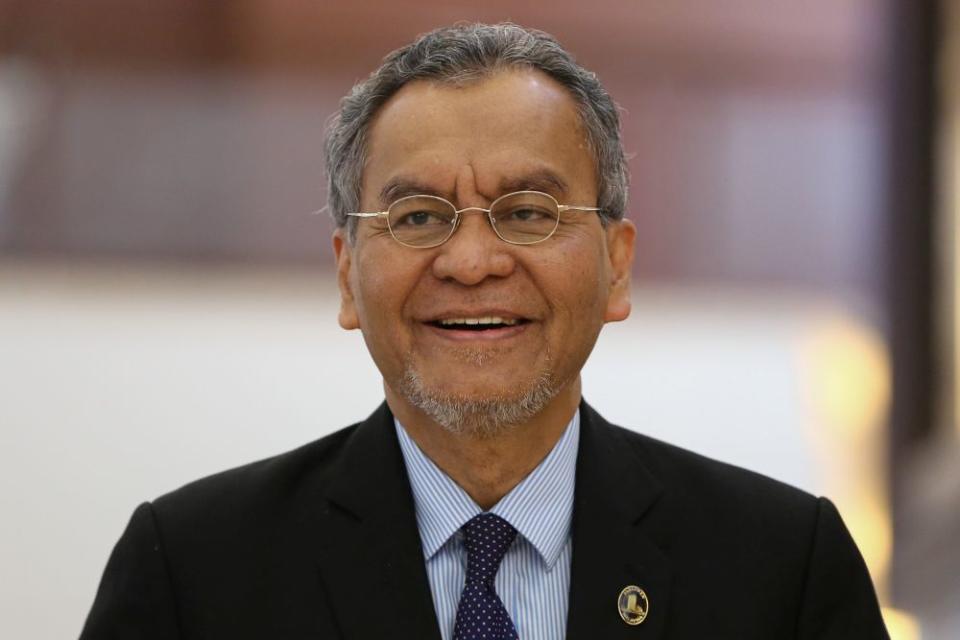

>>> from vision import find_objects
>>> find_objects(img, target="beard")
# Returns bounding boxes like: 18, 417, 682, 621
397, 350, 560, 439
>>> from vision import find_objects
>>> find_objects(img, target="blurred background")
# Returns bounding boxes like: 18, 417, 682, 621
0, 1, 955, 638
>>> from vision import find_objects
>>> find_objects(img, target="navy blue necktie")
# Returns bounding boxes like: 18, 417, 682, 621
453, 513, 519, 640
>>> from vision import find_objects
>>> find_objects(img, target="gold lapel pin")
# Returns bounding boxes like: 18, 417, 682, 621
617, 585, 649, 625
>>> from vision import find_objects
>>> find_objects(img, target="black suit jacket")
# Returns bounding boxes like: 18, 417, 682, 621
81, 402, 889, 639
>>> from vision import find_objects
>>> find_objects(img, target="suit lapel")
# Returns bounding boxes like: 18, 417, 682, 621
307, 404, 441, 640
297, 401, 671, 639
566, 402, 672, 639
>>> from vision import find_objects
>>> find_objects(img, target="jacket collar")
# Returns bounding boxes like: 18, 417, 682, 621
311, 403, 442, 640
306, 401, 671, 640
566, 401, 672, 639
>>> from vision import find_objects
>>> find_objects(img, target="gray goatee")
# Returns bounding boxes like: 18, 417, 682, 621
398, 366, 558, 439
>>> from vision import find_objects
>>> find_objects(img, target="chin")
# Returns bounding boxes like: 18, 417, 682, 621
397, 366, 559, 439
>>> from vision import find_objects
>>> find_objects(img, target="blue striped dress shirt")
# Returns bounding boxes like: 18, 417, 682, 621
395, 411, 580, 640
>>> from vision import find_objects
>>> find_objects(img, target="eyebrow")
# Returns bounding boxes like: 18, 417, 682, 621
379, 178, 445, 207
377, 169, 570, 207
498, 170, 569, 197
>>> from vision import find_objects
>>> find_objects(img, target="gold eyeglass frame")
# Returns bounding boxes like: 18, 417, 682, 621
345, 190, 602, 248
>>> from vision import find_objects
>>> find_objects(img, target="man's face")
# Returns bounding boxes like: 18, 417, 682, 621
333, 69, 634, 430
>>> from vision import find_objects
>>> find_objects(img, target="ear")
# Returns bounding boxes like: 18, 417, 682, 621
603, 218, 636, 323
332, 228, 360, 330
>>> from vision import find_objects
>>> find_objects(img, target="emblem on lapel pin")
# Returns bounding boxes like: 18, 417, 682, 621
617, 585, 649, 625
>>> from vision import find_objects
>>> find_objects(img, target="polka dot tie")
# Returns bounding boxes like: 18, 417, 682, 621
453, 513, 520, 640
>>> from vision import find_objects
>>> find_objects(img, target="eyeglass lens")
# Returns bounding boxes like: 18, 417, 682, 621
387, 192, 561, 247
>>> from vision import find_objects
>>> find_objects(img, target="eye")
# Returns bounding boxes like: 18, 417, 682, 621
393, 210, 448, 227
503, 205, 552, 222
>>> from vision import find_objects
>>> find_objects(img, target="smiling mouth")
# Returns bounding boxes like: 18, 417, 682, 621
427, 316, 531, 332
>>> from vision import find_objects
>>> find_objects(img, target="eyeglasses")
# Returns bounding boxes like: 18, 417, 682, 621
346, 190, 602, 248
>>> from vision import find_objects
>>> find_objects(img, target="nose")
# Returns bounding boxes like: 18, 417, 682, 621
430, 209, 516, 285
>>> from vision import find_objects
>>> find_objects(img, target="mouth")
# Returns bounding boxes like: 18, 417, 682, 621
422, 314, 533, 340
428, 316, 529, 331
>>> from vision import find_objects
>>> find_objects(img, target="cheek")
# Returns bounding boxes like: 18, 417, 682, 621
351, 249, 424, 333
353, 270, 395, 333
351, 260, 384, 320
540, 243, 610, 317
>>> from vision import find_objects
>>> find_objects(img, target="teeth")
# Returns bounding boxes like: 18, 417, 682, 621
438, 316, 519, 326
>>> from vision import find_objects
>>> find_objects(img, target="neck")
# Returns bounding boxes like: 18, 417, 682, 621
386, 378, 581, 510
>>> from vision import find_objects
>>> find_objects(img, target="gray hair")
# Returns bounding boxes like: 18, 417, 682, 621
324, 22, 628, 235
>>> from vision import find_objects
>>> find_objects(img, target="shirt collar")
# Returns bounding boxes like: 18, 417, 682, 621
395, 410, 579, 571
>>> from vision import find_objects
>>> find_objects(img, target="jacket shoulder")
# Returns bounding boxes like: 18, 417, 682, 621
591, 414, 824, 550
151, 420, 361, 532
593, 416, 887, 638
614, 419, 818, 511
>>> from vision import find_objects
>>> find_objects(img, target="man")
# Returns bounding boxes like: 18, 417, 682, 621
81, 23, 889, 639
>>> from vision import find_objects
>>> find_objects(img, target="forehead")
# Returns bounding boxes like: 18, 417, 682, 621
361, 69, 597, 204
